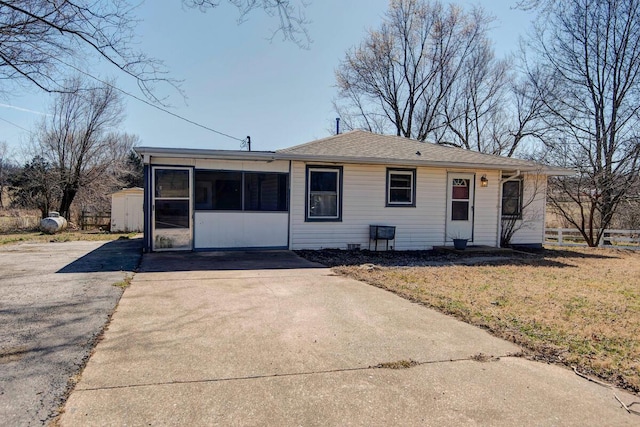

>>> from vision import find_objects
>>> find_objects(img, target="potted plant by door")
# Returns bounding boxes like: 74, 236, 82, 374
449, 233, 469, 250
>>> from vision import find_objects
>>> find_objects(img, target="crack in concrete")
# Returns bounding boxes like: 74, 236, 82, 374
75, 353, 516, 392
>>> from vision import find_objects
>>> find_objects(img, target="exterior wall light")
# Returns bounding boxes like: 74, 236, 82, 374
480, 174, 489, 187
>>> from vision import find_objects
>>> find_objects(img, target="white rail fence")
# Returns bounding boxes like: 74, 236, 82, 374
545, 228, 640, 248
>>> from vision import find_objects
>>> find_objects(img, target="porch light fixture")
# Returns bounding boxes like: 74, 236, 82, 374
480, 174, 489, 187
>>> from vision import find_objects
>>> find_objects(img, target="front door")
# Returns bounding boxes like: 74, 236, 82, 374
152, 167, 192, 251
446, 173, 475, 243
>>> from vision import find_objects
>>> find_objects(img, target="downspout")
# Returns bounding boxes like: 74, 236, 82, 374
287, 160, 292, 250
142, 154, 152, 253
497, 169, 521, 247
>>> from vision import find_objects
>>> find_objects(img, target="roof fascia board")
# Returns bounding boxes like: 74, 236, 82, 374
134, 147, 574, 175
278, 153, 572, 175
135, 147, 277, 162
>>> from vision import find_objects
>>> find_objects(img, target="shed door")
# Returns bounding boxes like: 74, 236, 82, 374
446, 173, 475, 243
152, 167, 192, 251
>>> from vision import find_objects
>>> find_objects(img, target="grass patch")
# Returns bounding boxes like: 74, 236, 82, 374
329, 247, 640, 393
373, 359, 419, 369
113, 275, 133, 289
0, 231, 139, 245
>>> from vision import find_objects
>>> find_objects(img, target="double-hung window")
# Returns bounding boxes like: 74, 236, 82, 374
306, 166, 342, 221
387, 168, 416, 207
502, 179, 523, 218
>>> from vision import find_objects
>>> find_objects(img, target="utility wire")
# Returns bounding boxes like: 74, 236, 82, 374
30, 46, 248, 144
0, 115, 34, 134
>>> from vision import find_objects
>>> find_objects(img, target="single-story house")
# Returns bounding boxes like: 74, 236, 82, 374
134, 130, 571, 252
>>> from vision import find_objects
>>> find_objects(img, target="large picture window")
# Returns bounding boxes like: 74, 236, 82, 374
195, 170, 288, 212
387, 168, 416, 206
307, 166, 342, 221
502, 180, 523, 218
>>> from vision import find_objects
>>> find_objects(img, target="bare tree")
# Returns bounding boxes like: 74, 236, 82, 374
439, 39, 512, 154
334, 0, 494, 141
0, 141, 10, 208
0, 1, 310, 98
9, 155, 59, 217
34, 76, 136, 220
184, 0, 311, 47
523, 0, 640, 246
334, 0, 545, 158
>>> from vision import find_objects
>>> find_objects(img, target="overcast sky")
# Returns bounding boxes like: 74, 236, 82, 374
0, 0, 535, 160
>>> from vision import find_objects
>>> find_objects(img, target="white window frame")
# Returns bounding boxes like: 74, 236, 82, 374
387, 169, 416, 206
306, 166, 342, 221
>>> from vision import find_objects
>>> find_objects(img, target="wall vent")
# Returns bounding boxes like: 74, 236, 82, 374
347, 243, 361, 250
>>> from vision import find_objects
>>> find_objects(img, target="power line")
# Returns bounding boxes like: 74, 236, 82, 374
0, 116, 33, 134
31, 46, 248, 144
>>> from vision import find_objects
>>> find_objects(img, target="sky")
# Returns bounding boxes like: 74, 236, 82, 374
0, 0, 535, 161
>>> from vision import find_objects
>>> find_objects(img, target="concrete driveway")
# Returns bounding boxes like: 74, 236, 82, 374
0, 238, 141, 426
61, 251, 638, 426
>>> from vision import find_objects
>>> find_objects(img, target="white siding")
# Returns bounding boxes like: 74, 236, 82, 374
149, 157, 289, 173
509, 174, 547, 245
289, 162, 502, 250
471, 170, 501, 246
111, 189, 144, 232
194, 212, 288, 249
194, 159, 289, 173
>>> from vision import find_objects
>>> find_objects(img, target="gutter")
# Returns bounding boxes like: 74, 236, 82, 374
135, 146, 571, 174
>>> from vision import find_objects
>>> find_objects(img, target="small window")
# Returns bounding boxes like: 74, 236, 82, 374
502, 180, 523, 217
307, 166, 342, 221
387, 169, 416, 206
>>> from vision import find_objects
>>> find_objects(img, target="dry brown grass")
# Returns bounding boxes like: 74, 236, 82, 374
0, 231, 139, 245
332, 247, 640, 393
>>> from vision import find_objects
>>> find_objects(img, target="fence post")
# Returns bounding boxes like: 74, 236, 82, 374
558, 229, 563, 245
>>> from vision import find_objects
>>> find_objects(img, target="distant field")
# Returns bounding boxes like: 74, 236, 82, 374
307, 248, 640, 393
0, 214, 40, 232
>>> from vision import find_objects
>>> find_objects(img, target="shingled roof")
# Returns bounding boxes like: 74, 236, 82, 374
135, 130, 572, 174
277, 130, 566, 173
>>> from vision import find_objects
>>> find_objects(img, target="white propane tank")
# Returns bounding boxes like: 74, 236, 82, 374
40, 212, 68, 234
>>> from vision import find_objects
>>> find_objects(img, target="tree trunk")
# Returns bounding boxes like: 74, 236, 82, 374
58, 187, 77, 220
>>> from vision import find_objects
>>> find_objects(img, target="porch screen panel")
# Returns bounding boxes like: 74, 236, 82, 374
152, 167, 192, 251
244, 173, 288, 211
194, 171, 242, 210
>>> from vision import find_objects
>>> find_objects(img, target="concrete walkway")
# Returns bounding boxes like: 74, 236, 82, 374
61, 251, 638, 426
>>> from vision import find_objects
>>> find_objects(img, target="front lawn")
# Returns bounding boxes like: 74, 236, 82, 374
298, 247, 640, 393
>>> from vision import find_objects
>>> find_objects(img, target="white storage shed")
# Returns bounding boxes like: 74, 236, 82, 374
111, 187, 144, 232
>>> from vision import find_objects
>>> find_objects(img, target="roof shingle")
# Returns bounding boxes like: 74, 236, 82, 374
278, 130, 562, 171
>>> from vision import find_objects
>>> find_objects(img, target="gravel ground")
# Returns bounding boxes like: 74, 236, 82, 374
0, 238, 141, 426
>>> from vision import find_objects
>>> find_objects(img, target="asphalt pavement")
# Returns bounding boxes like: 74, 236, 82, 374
0, 238, 141, 426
